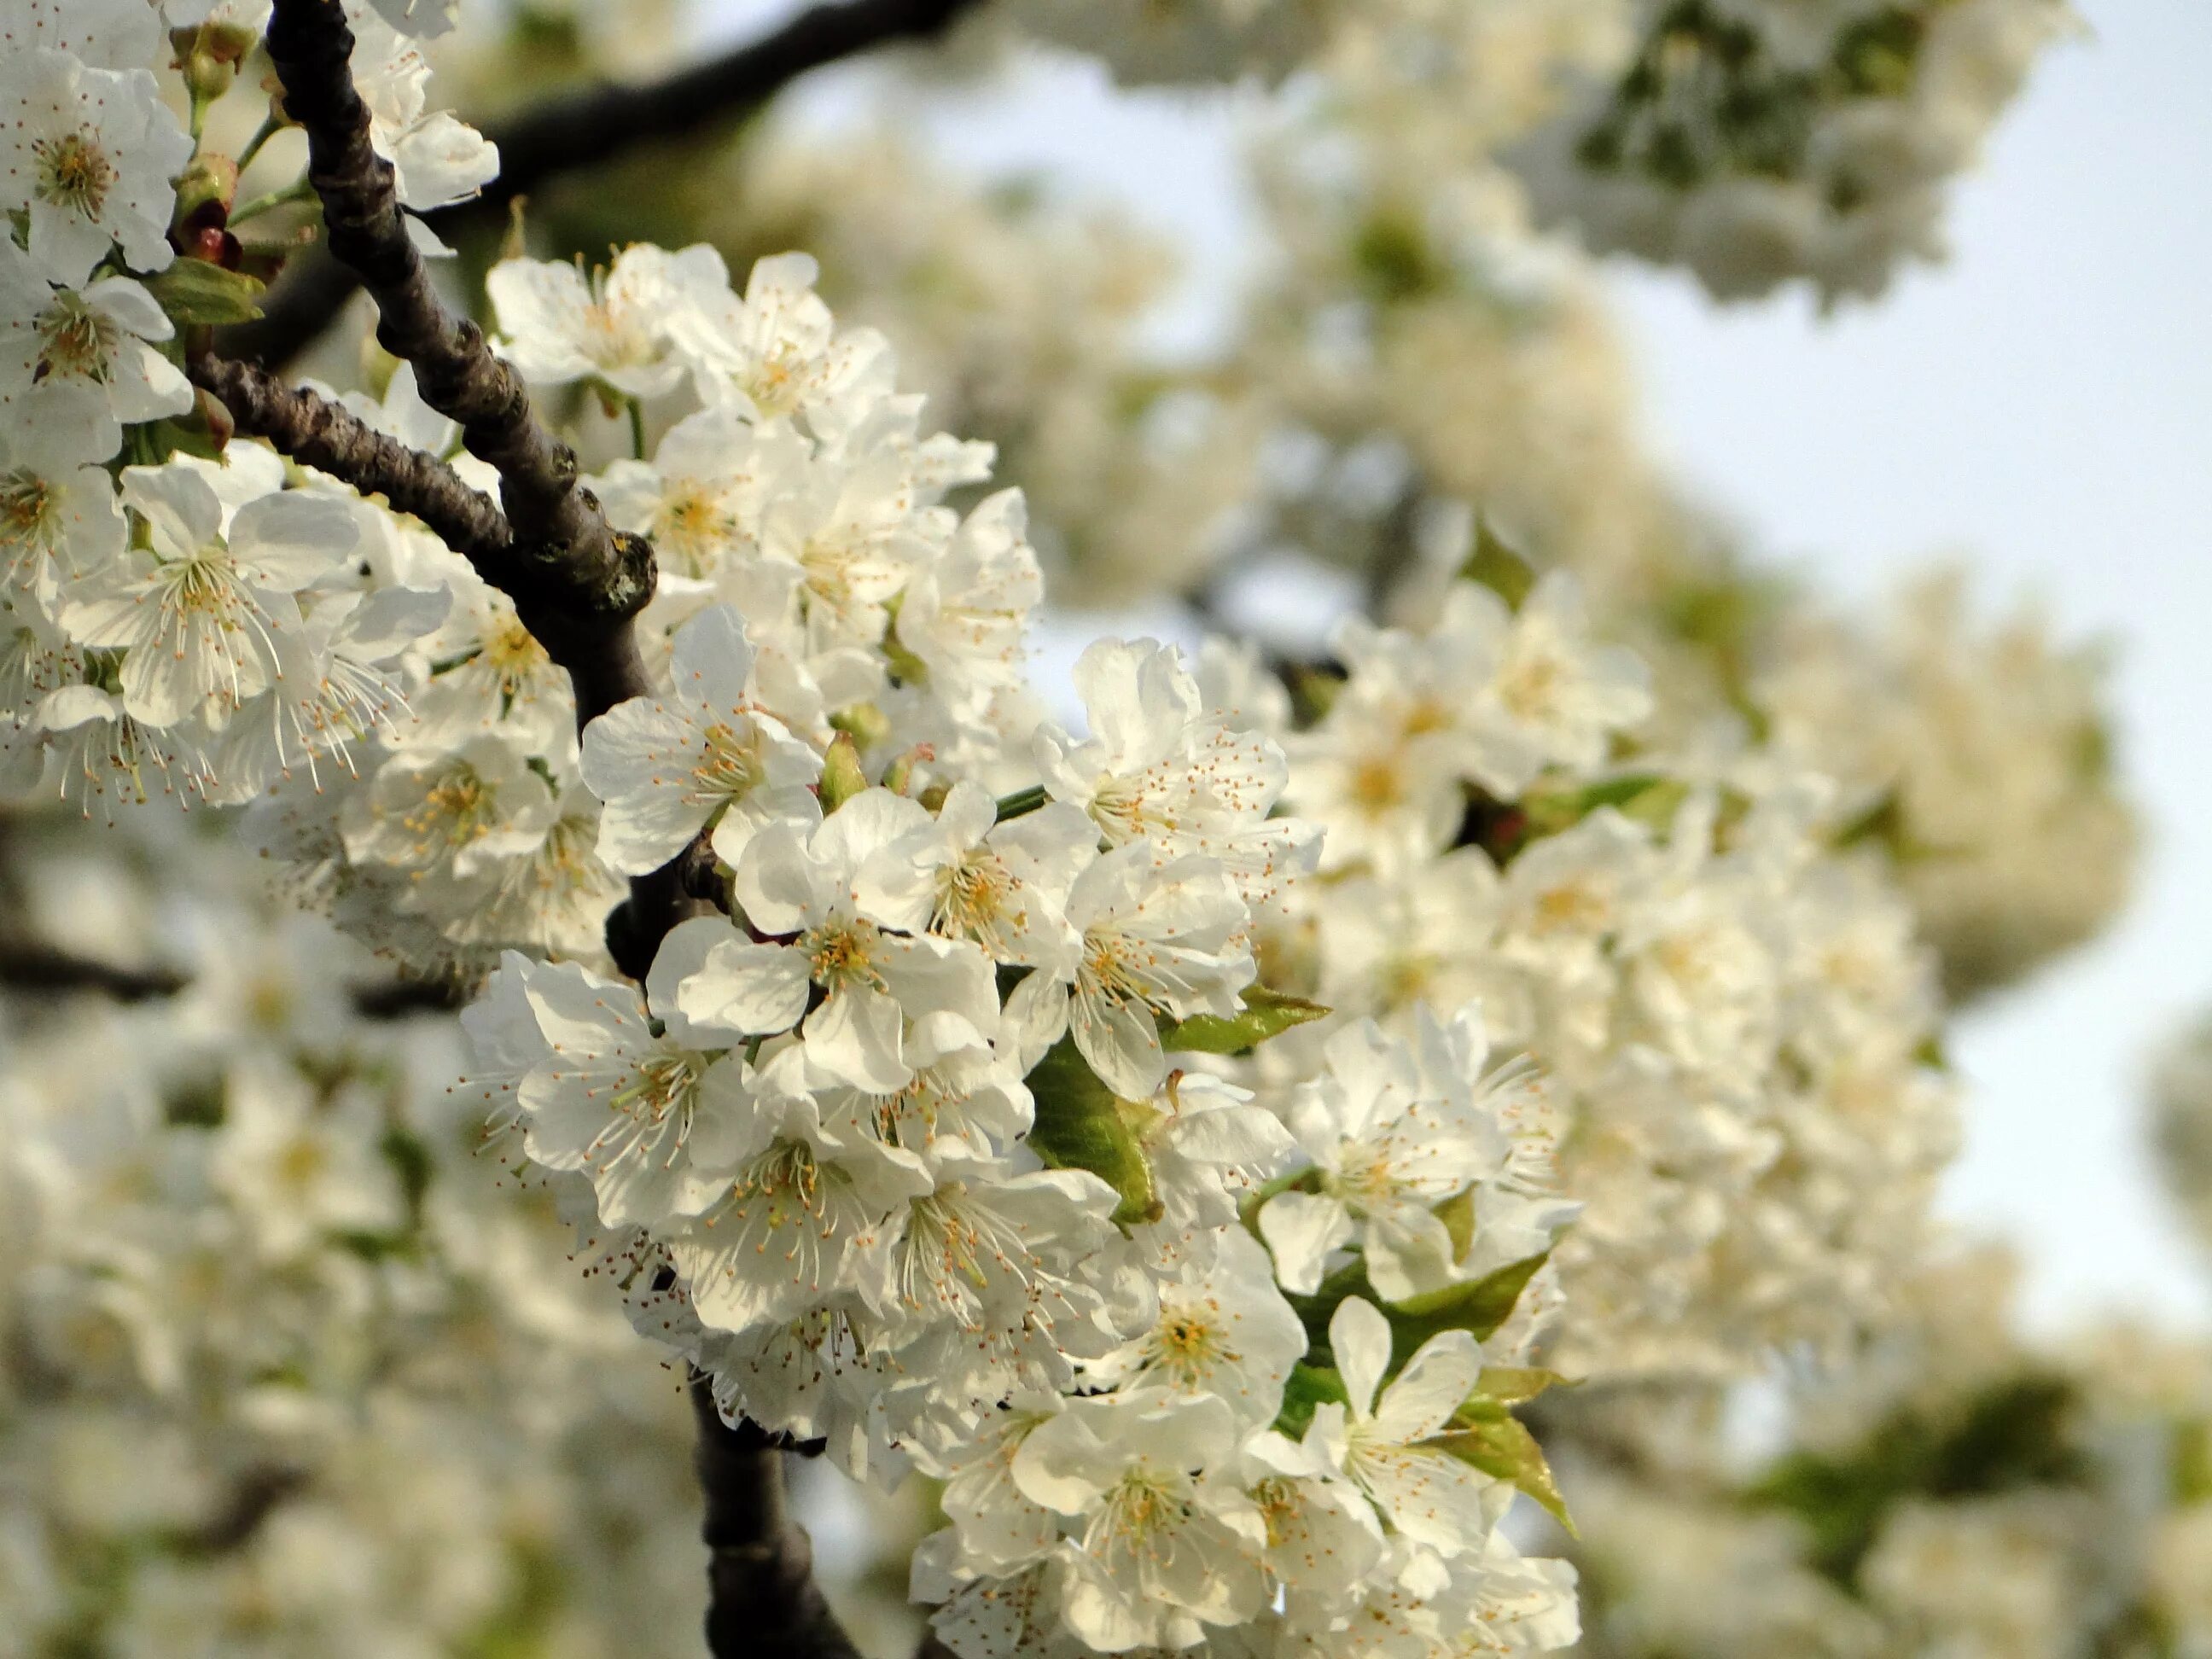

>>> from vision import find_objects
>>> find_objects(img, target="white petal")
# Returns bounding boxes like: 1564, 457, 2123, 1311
1371, 1330, 1482, 1445
1329, 1295, 1393, 1421
678, 940, 811, 1038
1258, 1190, 1355, 1298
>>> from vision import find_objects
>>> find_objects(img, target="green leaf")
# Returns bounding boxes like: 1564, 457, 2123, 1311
1384, 1252, 1551, 1351
2174, 1417, 2212, 1505
994, 784, 1049, 822
1520, 773, 1686, 840
1158, 987, 1330, 1056
1273, 1363, 1350, 1440
1475, 1365, 1569, 1408
1022, 1036, 1160, 1227
1432, 1410, 1575, 1534
146, 259, 265, 324
1458, 518, 1535, 610
1749, 1371, 2084, 1585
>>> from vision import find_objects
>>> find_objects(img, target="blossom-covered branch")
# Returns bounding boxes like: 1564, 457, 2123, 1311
189, 355, 511, 568
261, 0, 655, 725
226, 0, 987, 367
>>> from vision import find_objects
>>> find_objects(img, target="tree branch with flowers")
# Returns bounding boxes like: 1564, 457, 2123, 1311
1, 3, 2187, 1659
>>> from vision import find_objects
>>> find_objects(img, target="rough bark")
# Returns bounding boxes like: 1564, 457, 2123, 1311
262, 0, 655, 726
189, 355, 512, 568
221, 0, 987, 367
690, 1376, 864, 1659
250, 11, 875, 1653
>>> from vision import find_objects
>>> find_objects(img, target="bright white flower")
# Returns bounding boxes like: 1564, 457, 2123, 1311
1012, 1393, 1270, 1651
1259, 1010, 1529, 1301
0, 247, 192, 459
1133, 1068, 1300, 1231
894, 488, 1043, 709
490, 955, 756, 1229
0, 387, 127, 597
1090, 1227, 1306, 1426
1456, 573, 1653, 790
1039, 637, 1318, 902
578, 603, 823, 875
669, 1092, 932, 1337
667, 251, 894, 435
61, 461, 360, 729
0, 49, 191, 284
1011, 841, 1256, 1100
672, 789, 1003, 1093
206, 576, 444, 800
594, 405, 785, 581
860, 1166, 1124, 1439
488, 243, 730, 400
851, 779, 1096, 969
352, 14, 498, 213
342, 734, 560, 879
1298, 1297, 1503, 1557
917, 1396, 1067, 1577
738, 400, 940, 657
397, 568, 575, 757
414, 780, 629, 962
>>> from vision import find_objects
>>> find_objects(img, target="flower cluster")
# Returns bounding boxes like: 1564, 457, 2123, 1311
411, 247, 1582, 1650
1753, 571, 2135, 1001
0, 815, 708, 1658
1506, 0, 2078, 301
1239, 564, 1959, 1381
0, 0, 490, 826
1561, 1248, 2212, 1659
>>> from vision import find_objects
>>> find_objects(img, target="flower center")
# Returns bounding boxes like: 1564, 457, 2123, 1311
609, 1052, 707, 1127
805, 921, 880, 992
1081, 931, 1152, 1008
0, 469, 57, 556
693, 719, 763, 801
1498, 649, 1565, 721
657, 486, 734, 577
33, 131, 115, 219
35, 292, 119, 385
480, 617, 549, 696
404, 765, 497, 852
1148, 1303, 1236, 1386
1348, 754, 1407, 812
935, 847, 1016, 944
1534, 880, 1605, 933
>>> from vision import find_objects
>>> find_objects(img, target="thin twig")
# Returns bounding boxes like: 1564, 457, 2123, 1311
189, 356, 512, 567
0, 944, 189, 1002
220, 0, 987, 367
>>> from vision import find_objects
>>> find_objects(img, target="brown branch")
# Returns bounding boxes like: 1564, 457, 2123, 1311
178, 1464, 312, 1556
349, 973, 472, 1019
253, 15, 872, 1653
221, 0, 987, 368
690, 1375, 864, 1659
261, 0, 654, 729
0, 943, 189, 1002
189, 357, 511, 567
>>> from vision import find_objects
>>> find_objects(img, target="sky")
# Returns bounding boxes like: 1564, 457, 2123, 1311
748, 0, 2212, 1332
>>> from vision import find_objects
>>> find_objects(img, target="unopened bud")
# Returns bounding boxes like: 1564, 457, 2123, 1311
818, 734, 869, 813
173, 154, 239, 224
